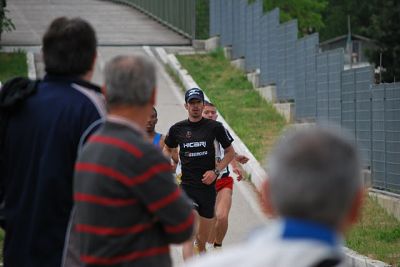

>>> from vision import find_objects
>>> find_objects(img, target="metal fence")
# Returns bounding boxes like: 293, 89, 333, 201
209, 1, 400, 194
246, 0, 263, 72
316, 49, 344, 124
372, 83, 400, 193
110, 0, 196, 39
220, 0, 233, 46
260, 8, 279, 87
340, 67, 374, 167
295, 33, 319, 119
277, 20, 297, 101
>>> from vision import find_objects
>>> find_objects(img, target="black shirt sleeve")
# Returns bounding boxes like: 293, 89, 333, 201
164, 125, 178, 148
215, 122, 234, 149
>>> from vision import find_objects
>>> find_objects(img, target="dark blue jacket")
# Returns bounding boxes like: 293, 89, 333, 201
0, 75, 105, 267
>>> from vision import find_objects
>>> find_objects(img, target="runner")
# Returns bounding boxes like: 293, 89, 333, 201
202, 101, 249, 250
146, 106, 165, 149
164, 88, 235, 260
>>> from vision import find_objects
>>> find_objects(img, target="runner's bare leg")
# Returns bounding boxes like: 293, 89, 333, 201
214, 187, 232, 245
196, 215, 215, 252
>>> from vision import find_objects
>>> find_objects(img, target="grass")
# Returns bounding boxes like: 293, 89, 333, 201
346, 196, 400, 266
0, 51, 28, 83
177, 48, 286, 163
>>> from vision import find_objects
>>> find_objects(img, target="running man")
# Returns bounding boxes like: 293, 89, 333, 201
164, 88, 235, 259
202, 101, 249, 250
146, 106, 165, 149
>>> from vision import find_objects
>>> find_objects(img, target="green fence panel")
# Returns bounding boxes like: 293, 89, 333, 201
111, 0, 196, 39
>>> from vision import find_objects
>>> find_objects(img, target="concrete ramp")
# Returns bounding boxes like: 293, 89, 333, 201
1, 0, 190, 46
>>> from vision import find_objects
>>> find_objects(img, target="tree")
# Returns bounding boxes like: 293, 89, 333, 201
320, 0, 399, 82
367, 0, 400, 82
259, 0, 328, 35
0, 0, 15, 41
320, 0, 376, 41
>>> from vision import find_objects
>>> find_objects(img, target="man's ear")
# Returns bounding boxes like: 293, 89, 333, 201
92, 52, 97, 70
150, 87, 157, 106
260, 179, 276, 218
184, 103, 188, 110
101, 84, 107, 98
338, 187, 364, 233
344, 188, 364, 229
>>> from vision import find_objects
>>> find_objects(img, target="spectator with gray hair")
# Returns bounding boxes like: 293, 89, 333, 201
63, 55, 195, 267
185, 126, 364, 267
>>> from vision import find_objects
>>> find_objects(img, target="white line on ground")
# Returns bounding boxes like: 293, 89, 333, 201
233, 175, 269, 223
97, 50, 105, 72
143, 45, 156, 60
144, 46, 186, 104
27, 52, 36, 80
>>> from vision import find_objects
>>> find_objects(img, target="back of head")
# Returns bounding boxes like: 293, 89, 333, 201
104, 55, 156, 108
267, 126, 362, 229
42, 17, 97, 76
152, 106, 158, 118
204, 100, 215, 107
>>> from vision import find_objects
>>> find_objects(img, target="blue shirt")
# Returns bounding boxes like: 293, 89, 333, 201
153, 132, 162, 148
1, 75, 105, 267
282, 218, 339, 247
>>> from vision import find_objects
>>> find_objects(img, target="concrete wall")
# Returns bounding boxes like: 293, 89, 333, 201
369, 190, 400, 221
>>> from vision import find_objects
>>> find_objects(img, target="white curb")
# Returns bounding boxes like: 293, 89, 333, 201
343, 248, 391, 267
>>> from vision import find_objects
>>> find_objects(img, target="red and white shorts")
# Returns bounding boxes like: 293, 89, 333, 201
216, 176, 234, 192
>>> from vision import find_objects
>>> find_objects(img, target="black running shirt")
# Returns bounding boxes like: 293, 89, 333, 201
165, 118, 233, 188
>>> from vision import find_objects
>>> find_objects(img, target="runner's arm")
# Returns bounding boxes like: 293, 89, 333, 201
232, 153, 249, 181
163, 145, 179, 164
202, 145, 235, 185
159, 134, 166, 150
235, 153, 249, 164
231, 158, 243, 181
217, 145, 235, 172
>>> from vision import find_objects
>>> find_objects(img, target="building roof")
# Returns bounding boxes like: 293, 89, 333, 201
320, 34, 375, 46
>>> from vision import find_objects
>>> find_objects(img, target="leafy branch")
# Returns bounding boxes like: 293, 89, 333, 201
1, 8, 15, 33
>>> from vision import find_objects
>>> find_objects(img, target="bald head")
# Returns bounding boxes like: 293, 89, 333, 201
104, 55, 156, 109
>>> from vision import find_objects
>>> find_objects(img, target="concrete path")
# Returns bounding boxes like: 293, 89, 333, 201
94, 46, 269, 266
1, 0, 269, 265
1, 0, 190, 46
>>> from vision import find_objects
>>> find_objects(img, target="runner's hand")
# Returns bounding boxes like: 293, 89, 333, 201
235, 154, 249, 164
233, 167, 243, 181
202, 170, 217, 185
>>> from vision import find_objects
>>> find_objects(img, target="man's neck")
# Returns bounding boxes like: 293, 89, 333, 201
109, 106, 149, 130
81, 70, 94, 82
188, 116, 202, 123
147, 130, 156, 138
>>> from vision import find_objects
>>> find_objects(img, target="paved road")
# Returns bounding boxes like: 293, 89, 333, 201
1, 0, 269, 265
92, 45, 269, 267
1, 0, 190, 46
